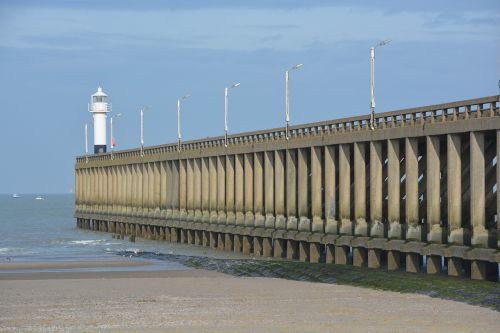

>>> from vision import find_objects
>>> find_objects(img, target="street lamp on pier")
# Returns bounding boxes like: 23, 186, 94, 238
224, 82, 240, 147
370, 39, 391, 130
110, 113, 122, 159
177, 94, 191, 152
285, 63, 303, 140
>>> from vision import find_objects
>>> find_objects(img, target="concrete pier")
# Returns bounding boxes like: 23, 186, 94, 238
75, 95, 500, 281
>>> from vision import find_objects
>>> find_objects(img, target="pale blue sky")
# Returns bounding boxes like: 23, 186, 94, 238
0, 0, 499, 194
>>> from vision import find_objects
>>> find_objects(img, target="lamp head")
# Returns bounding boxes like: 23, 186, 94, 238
182, 94, 191, 100
375, 39, 391, 48
231, 82, 241, 88
292, 63, 303, 70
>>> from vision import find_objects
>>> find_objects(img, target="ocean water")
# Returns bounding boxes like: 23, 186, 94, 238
0, 194, 243, 268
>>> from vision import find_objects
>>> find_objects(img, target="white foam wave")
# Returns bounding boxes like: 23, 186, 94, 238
68, 240, 106, 245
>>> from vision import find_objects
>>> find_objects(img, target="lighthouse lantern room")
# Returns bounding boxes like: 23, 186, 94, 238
89, 86, 110, 154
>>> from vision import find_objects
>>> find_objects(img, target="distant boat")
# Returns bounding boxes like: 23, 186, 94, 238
12, 194, 20, 198
35, 196, 44, 200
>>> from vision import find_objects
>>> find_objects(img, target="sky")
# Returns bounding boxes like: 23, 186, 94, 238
0, 0, 499, 194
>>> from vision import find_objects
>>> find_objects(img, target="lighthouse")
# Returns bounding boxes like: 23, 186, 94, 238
89, 86, 110, 154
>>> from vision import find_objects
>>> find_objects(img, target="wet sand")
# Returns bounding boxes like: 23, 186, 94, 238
0, 261, 499, 332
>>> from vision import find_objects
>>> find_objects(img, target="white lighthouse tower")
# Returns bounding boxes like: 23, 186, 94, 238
89, 86, 110, 154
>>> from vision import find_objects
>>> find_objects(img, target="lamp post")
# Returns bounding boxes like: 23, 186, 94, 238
85, 123, 88, 163
225, 82, 240, 147
285, 63, 303, 140
110, 113, 122, 159
370, 39, 391, 130
139, 107, 151, 156
177, 94, 190, 152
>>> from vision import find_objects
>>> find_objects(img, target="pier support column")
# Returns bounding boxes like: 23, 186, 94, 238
370, 141, 383, 237
311, 146, 324, 232
448, 134, 463, 244
201, 158, 210, 222
326, 244, 335, 264
354, 142, 367, 236
339, 144, 352, 234
253, 237, 263, 256
286, 240, 298, 260
209, 157, 218, 224
218, 233, 225, 251
187, 229, 195, 244
447, 257, 462, 276
264, 151, 275, 228
309, 242, 321, 263
387, 139, 401, 239
273, 239, 284, 258
368, 249, 382, 269
179, 160, 188, 220
286, 149, 298, 230
387, 251, 401, 271
171, 161, 180, 220
298, 148, 310, 231
235, 154, 245, 225
242, 235, 252, 255
165, 162, 172, 219
194, 230, 202, 245
299, 241, 309, 262
209, 231, 217, 249
217, 156, 226, 224
194, 159, 202, 221
171, 228, 179, 243
405, 138, 421, 240
470, 132, 488, 247
335, 246, 348, 265
244, 154, 255, 226
202, 231, 210, 247
254, 153, 265, 227
262, 238, 272, 257
427, 255, 441, 274
274, 150, 286, 229
353, 247, 367, 267
427, 136, 443, 243
226, 155, 235, 225
225, 234, 234, 252
324, 146, 338, 234
187, 159, 195, 220
234, 234, 242, 253
406, 253, 421, 273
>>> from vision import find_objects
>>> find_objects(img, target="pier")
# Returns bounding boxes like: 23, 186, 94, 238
75, 95, 500, 281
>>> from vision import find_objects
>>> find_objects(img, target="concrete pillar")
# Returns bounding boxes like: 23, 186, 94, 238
427, 255, 441, 274
210, 231, 217, 249
335, 246, 348, 265
273, 238, 284, 258
286, 150, 298, 230
202, 231, 209, 247
311, 146, 324, 233
153, 162, 161, 217
405, 138, 421, 240
209, 157, 218, 223
201, 158, 210, 222
217, 156, 226, 223
447, 134, 463, 244
179, 160, 188, 220
353, 247, 367, 267
187, 159, 195, 220
286, 240, 298, 260
234, 234, 242, 252
244, 154, 255, 226
262, 238, 272, 257
354, 142, 367, 236
299, 241, 309, 262
194, 158, 202, 221
447, 257, 462, 276
275, 151, 286, 229
254, 152, 265, 227
165, 161, 172, 219
264, 151, 275, 228
470, 132, 488, 247
325, 146, 338, 234
387, 251, 401, 271
387, 139, 401, 239
253, 237, 263, 256
426, 136, 442, 243
325, 244, 335, 264
406, 253, 421, 273
226, 155, 235, 224
171, 227, 179, 243
187, 229, 194, 244
298, 148, 310, 231
194, 230, 202, 245
171, 161, 180, 220
131, 164, 138, 216
235, 154, 245, 225
160, 161, 167, 218
218, 233, 225, 250
368, 249, 382, 269
148, 163, 155, 215
225, 234, 234, 251
339, 144, 352, 234
370, 142, 383, 237
242, 235, 252, 255
309, 242, 321, 263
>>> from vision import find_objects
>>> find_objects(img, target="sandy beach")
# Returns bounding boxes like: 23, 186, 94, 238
0, 261, 499, 333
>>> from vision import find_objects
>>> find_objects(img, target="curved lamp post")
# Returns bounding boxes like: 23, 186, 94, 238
285, 63, 303, 140
177, 94, 190, 152
224, 82, 240, 147
110, 112, 122, 159
370, 39, 391, 130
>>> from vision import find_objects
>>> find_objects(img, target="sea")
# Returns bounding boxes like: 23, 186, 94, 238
0, 194, 244, 271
